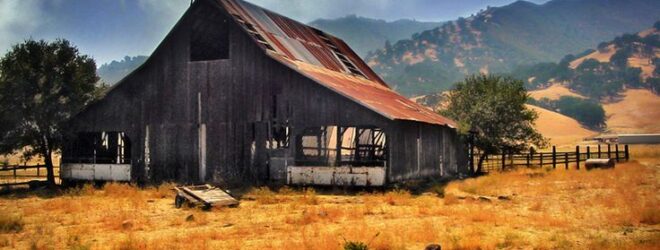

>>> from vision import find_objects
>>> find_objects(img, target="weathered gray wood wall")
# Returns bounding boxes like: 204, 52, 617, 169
65, 0, 467, 186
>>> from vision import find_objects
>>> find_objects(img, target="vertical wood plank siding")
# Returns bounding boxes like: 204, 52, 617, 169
64, 0, 467, 186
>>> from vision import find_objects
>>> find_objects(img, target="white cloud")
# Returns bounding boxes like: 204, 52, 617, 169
245, 0, 442, 22
0, 0, 43, 54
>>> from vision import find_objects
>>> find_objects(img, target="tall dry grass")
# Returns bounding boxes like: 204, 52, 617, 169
0, 210, 23, 233
0, 160, 657, 249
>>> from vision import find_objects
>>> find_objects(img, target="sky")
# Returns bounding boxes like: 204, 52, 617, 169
0, 0, 548, 66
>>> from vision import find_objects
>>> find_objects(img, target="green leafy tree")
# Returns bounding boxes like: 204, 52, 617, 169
441, 74, 547, 173
0, 39, 100, 185
554, 96, 606, 129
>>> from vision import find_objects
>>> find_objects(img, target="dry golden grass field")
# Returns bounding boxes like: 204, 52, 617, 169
526, 104, 598, 146
604, 89, 660, 134
528, 84, 586, 101
0, 145, 658, 250
568, 44, 616, 69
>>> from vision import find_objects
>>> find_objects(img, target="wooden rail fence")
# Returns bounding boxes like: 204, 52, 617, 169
473, 144, 629, 173
0, 164, 59, 187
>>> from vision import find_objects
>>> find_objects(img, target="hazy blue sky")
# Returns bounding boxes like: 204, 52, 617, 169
0, 0, 548, 66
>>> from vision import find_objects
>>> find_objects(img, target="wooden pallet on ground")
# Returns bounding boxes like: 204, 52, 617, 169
174, 184, 238, 209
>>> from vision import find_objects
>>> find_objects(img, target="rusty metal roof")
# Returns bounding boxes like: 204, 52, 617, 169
218, 0, 456, 127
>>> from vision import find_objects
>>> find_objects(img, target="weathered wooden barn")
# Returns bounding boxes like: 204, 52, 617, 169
60, 0, 467, 187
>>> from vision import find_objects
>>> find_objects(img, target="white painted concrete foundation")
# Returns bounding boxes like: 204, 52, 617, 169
60, 163, 131, 181
286, 166, 386, 186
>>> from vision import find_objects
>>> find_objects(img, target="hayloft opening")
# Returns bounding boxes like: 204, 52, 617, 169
190, 7, 229, 61
295, 126, 387, 167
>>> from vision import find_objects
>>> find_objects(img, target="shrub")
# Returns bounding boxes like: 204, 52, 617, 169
249, 186, 278, 205
299, 187, 319, 205
383, 189, 411, 205
0, 213, 23, 233
640, 207, 660, 225
344, 241, 368, 250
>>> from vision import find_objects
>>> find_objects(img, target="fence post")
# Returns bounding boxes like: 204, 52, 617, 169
501, 153, 506, 170
576, 146, 580, 170
565, 152, 569, 169
37, 165, 40, 177
615, 144, 620, 162
607, 144, 611, 159
526, 153, 530, 168
625, 144, 629, 161
14, 166, 17, 180
598, 144, 601, 158
552, 146, 556, 169
540, 153, 543, 167
587, 146, 591, 160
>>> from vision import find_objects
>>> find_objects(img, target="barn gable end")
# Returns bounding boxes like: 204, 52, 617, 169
62, 0, 467, 187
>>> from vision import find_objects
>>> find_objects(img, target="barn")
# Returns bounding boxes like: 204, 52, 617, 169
60, 0, 468, 187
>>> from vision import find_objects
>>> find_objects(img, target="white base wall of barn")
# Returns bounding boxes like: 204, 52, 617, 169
286, 166, 386, 186
60, 163, 131, 182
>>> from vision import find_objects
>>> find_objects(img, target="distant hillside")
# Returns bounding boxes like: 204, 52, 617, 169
513, 23, 659, 99
308, 15, 442, 57
604, 89, 660, 133
97, 56, 148, 85
366, 0, 660, 96
528, 84, 585, 101
527, 104, 597, 146
409, 93, 598, 146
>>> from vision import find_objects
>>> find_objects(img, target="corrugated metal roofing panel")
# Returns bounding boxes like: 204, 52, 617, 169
281, 58, 457, 127
217, 0, 456, 127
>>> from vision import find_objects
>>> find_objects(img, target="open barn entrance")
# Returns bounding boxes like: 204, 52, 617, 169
61, 132, 132, 182
288, 126, 387, 186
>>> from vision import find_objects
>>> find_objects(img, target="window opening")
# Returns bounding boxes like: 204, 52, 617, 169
295, 126, 386, 167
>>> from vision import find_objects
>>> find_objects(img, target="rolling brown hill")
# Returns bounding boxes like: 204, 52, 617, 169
604, 89, 660, 133
410, 93, 597, 146
526, 104, 598, 146
528, 84, 586, 101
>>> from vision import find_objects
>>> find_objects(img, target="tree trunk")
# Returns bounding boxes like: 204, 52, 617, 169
475, 153, 488, 175
45, 149, 55, 185
41, 135, 56, 186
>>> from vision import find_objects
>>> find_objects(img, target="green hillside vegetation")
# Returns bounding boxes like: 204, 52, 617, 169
366, 0, 660, 96
97, 55, 148, 85
308, 15, 442, 57
528, 96, 606, 130
512, 24, 659, 99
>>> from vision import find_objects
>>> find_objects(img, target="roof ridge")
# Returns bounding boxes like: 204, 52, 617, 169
218, 0, 457, 127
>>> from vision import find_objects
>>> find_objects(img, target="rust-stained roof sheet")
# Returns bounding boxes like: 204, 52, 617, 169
281, 58, 457, 127
218, 0, 456, 127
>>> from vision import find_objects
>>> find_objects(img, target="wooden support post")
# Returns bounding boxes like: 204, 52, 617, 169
13, 167, 17, 179
540, 153, 543, 167
469, 145, 474, 173
336, 127, 342, 166
587, 146, 591, 160
625, 144, 629, 161
607, 144, 611, 159
564, 153, 569, 169
576, 146, 580, 170
615, 144, 620, 162
37, 166, 40, 177
598, 144, 601, 158
552, 146, 556, 169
